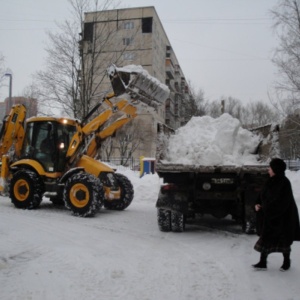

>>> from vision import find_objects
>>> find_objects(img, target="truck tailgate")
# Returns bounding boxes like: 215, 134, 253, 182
156, 162, 269, 175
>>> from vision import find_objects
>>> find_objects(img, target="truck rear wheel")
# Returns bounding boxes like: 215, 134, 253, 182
63, 173, 104, 217
104, 173, 134, 210
157, 208, 171, 232
10, 170, 43, 209
171, 211, 185, 232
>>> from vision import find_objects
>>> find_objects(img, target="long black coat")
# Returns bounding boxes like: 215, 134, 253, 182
256, 174, 300, 246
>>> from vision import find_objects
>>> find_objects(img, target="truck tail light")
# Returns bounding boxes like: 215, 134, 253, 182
161, 184, 178, 193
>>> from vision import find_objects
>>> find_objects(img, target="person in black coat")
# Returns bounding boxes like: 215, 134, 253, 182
252, 158, 300, 271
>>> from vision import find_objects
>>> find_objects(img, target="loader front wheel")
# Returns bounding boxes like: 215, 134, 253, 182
104, 173, 134, 210
10, 170, 43, 209
63, 173, 104, 217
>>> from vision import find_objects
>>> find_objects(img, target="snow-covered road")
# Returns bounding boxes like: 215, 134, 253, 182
1, 170, 300, 300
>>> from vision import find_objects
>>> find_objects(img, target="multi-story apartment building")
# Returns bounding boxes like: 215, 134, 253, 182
81, 6, 194, 160
0, 97, 38, 126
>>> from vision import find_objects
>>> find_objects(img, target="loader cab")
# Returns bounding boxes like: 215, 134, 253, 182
21, 118, 77, 172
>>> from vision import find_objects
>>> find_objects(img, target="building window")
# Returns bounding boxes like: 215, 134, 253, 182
124, 21, 134, 29
123, 52, 135, 61
123, 37, 133, 46
142, 17, 153, 33
83, 22, 94, 42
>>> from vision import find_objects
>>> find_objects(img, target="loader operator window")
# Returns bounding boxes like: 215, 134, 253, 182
34, 122, 56, 172
21, 121, 76, 173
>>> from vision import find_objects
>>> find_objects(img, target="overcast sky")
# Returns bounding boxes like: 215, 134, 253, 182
0, 0, 279, 105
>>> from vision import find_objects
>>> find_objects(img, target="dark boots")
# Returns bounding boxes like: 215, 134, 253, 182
280, 253, 291, 272
252, 253, 291, 271
252, 253, 267, 270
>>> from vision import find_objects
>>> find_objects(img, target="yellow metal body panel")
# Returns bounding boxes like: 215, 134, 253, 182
10, 159, 62, 178
0, 104, 26, 158
0, 155, 10, 192
75, 155, 114, 177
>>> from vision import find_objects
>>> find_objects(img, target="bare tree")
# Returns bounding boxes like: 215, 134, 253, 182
270, 0, 300, 112
188, 85, 207, 117
206, 99, 223, 118
206, 97, 244, 120
279, 114, 300, 158
243, 101, 280, 128
115, 119, 149, 166
205, 97, 279, 129
101, 136, 115, 161
35, 0, 124, 118
223, 97, 244, 120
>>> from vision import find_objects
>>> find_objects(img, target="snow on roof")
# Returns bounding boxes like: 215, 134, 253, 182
165, 113, 262, 166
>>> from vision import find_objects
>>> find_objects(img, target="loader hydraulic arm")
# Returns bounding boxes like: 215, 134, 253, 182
0, 104, 26, 158
0, 104, 27, 193
66, 93, 138, 165
65, 64, 170, 167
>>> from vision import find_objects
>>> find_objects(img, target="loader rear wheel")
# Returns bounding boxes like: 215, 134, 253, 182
10, 170, 43, 209
171, 211, 185, 232
157, 208, 171, 232
104, 173, 134, 210
63, 173, 104, 217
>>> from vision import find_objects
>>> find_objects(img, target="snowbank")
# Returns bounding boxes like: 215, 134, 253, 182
117, 169, 162, 204
165, 113, 261, 166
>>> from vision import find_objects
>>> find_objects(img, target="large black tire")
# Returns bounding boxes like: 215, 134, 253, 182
104, 173, 134, 211
243, 218, 257, 234
171, 211, 185, 232
157, 208, 171, 232
10, 169, 44, 209
63, 173, 104, 217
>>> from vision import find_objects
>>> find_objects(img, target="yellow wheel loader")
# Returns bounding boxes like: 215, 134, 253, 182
0, 65, 169, 217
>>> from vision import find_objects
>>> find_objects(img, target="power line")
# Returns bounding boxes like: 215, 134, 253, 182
170, 38, 270, 61
162, 17, 272, 25
0, 18, 55, 23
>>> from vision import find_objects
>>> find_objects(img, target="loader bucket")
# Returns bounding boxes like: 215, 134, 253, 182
107, 64, 170, 108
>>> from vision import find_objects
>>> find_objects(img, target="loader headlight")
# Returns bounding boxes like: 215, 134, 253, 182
202, 182, 211, 191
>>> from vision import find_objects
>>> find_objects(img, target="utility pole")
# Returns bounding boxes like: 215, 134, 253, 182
221, 99, 225, 114
4, 72, 12, 104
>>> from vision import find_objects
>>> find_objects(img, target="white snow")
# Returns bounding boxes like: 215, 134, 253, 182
166, 113, 262, 166
109, 64, 170, 93
0, 168, 300, 300
0, 113, 299, 299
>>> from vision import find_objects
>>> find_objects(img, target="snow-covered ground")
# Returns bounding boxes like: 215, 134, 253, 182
0, 169, 300, 300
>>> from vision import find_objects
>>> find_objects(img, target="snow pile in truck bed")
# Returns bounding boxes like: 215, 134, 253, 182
165, 113, 262, 166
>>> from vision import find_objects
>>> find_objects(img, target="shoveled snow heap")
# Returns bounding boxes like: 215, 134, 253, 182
165, 113, 262, 166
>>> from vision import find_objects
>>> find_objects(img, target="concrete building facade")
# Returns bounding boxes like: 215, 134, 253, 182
81, 6, 193, 160
0, 97, 38, 125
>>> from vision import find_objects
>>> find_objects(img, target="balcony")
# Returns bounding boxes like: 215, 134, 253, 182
165, 79, 175, 91
174, 82, 182, 93
165, 58, 175, 79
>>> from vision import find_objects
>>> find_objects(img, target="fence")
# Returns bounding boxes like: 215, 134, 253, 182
102, 157, 141, 171
285, 160, 300, 171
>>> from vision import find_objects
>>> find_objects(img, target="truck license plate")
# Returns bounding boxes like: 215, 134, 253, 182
211, 178, 234, 184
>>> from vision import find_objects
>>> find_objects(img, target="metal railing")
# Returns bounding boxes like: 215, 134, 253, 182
101, 157, 140, 171
285, 160, 300, 171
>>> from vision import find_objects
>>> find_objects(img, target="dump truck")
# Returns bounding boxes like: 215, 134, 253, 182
155, 122, 279, 233
0, 64, 169, 217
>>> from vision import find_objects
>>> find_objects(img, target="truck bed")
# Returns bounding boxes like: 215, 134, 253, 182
156, 161, 269, 175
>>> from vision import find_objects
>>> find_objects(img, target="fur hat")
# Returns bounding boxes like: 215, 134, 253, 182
270, 158, 286, 175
